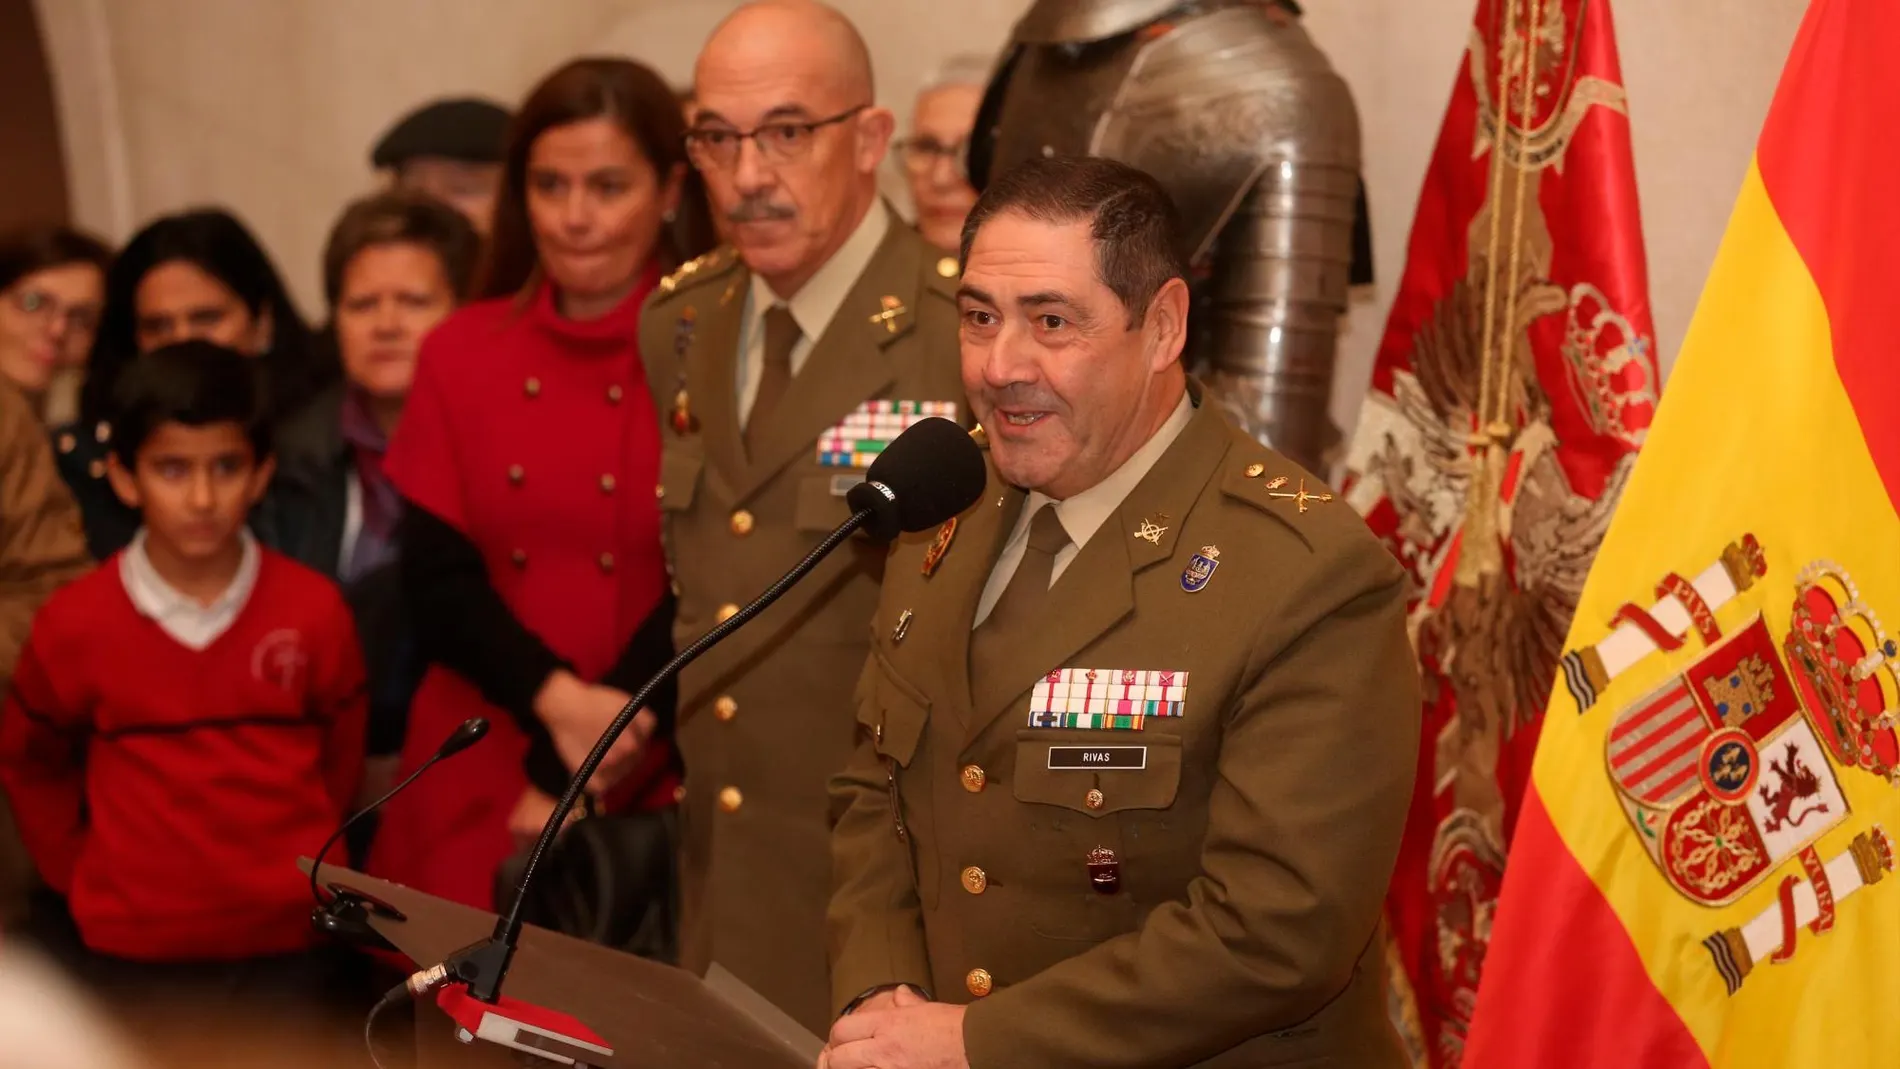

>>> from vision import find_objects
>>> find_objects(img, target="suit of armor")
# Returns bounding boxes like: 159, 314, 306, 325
971, 0, 1369, 473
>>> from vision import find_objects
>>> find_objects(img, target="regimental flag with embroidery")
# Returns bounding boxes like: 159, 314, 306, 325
1462, 3, 1900, 1065
1337, 2, 1660, 1063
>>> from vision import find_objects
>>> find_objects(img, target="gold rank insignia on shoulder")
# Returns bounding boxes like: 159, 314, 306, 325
1266, 477, 1334, 513
659, 248, 731, 294
922, 518, 957, 576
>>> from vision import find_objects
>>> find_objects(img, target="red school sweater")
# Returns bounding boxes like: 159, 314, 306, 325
0, 549, 367, 961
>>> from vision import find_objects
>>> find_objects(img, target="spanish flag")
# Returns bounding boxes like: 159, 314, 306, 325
1463, 2, 1900, 1064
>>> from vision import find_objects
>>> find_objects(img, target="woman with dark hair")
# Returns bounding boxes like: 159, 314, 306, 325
270, 190, 480, 833
368, 56, 714, 942
0, 226, 111, 422
50, 208, 331, 561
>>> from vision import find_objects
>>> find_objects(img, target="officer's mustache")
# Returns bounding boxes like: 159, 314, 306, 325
982, 385, 1066, 414
727, 197, 795, 223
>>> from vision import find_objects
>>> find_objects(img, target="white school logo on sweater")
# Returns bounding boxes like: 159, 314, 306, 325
251, 629, 308, 692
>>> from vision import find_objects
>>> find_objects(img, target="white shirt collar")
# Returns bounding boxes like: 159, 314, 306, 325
748, 199, 892, 348
1026, 391, 1196, 553
120, 528, 261, 651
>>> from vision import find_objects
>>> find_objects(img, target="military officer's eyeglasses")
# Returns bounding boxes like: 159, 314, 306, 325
892, 137, 968, 180
684, 105, 870, 170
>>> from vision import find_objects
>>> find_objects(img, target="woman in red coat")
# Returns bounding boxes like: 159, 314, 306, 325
368, 58, 712, 925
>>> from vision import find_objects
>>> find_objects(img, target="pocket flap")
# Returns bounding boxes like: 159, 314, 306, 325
1012, 731, 1182, 816
658, 450, 703, 512
795, 473, 859, 532
854, 660, 931, 767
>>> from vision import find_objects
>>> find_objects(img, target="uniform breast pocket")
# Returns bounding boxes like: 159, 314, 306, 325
794, 473, 859, 534
853, 659, 935, 903
855, 662, 929, 768
1010, 731, 1182, 941
657, 449, 703, 513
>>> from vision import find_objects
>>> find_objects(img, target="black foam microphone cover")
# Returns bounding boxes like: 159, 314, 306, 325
846, 416, 987, 542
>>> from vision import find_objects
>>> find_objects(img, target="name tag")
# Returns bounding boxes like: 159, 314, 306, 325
1048, 746, 1147, 770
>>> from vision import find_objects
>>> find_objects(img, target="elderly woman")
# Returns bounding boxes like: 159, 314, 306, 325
896, 54, 990, 250
271, 191, 481, 820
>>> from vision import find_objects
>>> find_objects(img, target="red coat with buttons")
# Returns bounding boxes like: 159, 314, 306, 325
368, 271, 677, 911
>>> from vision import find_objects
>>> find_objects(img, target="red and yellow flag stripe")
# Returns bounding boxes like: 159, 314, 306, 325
1465, 2, 1900, 1064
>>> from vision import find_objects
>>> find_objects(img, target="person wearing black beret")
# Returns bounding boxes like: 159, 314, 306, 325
370, 97, 512, 235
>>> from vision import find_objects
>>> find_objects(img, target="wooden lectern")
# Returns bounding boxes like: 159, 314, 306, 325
304, 861, 814, 1069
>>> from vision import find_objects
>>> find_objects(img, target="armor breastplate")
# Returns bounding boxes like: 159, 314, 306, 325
974, 0, 1364, 473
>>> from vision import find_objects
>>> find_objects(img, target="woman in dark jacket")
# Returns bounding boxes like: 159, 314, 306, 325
366, 57, 712, 948
270, 191, 480, 830
49, 208, 334, 563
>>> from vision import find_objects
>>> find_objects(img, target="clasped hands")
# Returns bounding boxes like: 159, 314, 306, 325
816, 985, 969, 1069
510, 669, 657, 846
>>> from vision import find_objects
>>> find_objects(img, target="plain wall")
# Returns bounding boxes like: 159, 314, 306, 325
32, 0, 1808, 440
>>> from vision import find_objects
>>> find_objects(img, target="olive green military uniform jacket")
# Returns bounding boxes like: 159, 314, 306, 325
638, 216, 967, 1034
827, 390, 1420, 1067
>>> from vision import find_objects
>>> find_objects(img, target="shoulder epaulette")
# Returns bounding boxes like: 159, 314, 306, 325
658, 246, 737, 296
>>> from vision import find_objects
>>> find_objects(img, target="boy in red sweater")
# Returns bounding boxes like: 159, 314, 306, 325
0, 342, 366, 1015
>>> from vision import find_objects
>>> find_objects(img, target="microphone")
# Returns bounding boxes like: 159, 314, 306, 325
422, 417, 987, 1053
309, 717, 490, 946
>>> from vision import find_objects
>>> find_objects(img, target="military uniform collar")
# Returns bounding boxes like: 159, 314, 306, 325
746, 199, 892, 349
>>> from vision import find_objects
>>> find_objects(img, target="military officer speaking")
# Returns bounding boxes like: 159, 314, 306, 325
821, 156, 1421, 1068
639, 0, 967, 1036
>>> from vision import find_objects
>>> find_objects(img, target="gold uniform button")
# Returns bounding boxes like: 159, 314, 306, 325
730, 509, 755, 536
524, 376, 542, 397
607, 384, 624, 404
960, 765, 987, 793
511, 549, 528, 568
716, 603, 741, 623
598, 552, 615, 573
936, 256, 958, 279
960, 866, 988, 895
600, 474, 616, 493
1245, 462, 1266, 478
508, 464, 525, 484
718, 786, 743, 813
1085, 788, 1105, 810
965, 968, 993, 998
714, 696, 738, 722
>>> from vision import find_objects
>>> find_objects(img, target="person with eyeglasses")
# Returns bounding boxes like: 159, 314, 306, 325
895, 55, 991, 252
0, 226, 111, 425
645, 0, 967, 1036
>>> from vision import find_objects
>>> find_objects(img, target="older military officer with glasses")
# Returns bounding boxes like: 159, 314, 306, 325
640, 0, 968, 1035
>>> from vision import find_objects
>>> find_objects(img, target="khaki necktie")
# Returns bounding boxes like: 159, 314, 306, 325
970, 504, 1071, 714
746, 304, 799, 453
